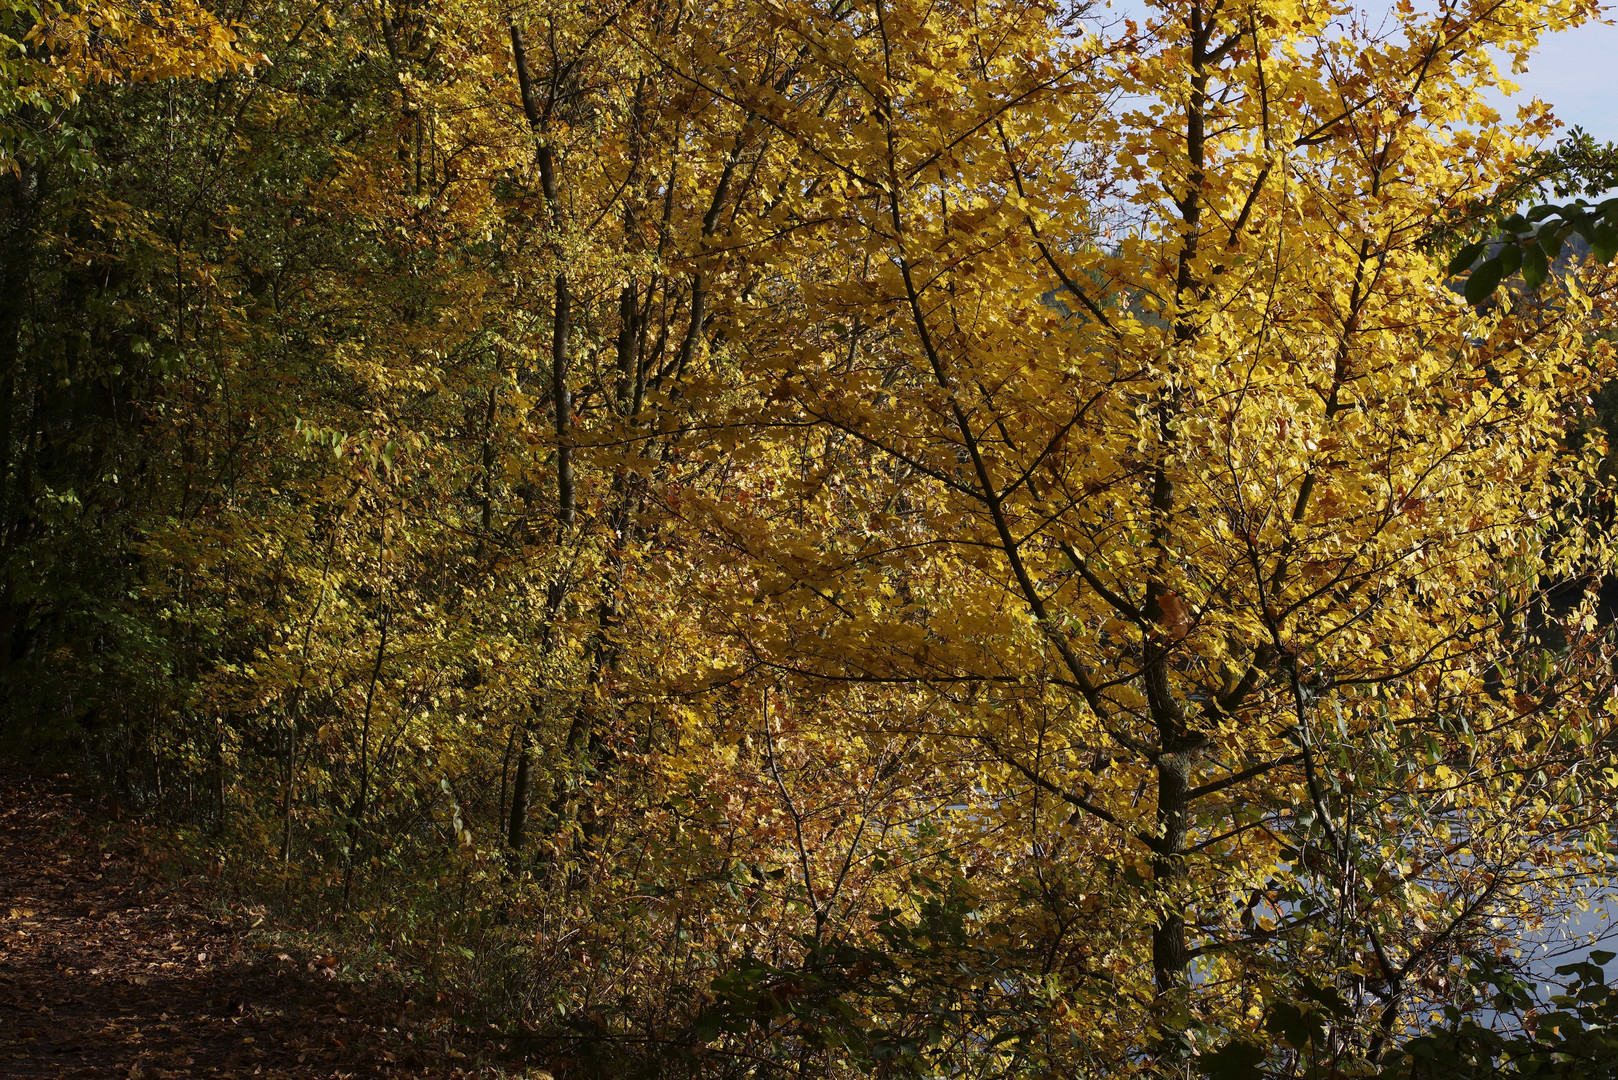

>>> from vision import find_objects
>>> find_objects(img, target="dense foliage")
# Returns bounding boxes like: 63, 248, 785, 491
5, 0, 1618, 1075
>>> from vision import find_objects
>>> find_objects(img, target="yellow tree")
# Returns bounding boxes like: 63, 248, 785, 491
655, 0, 1618, 1065
14, 0, 1618, 1071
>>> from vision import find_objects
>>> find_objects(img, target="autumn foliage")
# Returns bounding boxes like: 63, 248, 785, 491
5, 0, 1618, 1074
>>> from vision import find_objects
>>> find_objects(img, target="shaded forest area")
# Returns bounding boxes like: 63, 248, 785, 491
8, 0, 1618, 1075
0, 768, 496, 1078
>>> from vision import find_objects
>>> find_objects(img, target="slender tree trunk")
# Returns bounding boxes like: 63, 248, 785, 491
506, 740, 533, 873
343, 603, 389, 904
280, 723, 296, 862
1143, 0, 1212, 999
477, 382, 498, 562
213, 718, 227, 834
505, 24, 576, 865
0, 158, 39, 685
551, 274, 574, 525
1151, 756, 1192, 994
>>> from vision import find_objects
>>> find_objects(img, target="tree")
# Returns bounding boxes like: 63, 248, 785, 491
665, 0, 1618, 1065
5, 0, 1618, 1074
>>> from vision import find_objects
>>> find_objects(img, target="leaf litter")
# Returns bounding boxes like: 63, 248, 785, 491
0, 768, 535, 1079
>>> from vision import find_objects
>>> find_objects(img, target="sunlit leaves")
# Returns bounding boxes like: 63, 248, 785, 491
9, 0, 1618, 1074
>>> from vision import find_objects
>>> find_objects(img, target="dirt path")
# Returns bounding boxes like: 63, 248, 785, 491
0, 770, 497, 1079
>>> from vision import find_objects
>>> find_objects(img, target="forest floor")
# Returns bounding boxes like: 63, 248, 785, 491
0, 767, 519, 1079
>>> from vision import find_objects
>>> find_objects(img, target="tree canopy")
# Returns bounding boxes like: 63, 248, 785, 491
4, 0, 1618, 1075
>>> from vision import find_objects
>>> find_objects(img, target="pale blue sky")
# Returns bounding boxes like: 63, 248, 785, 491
1093, 3, 1616, 146
1494, 19, 1618, 143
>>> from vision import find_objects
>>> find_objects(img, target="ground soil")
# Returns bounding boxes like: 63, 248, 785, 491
0, 769, 511, 1079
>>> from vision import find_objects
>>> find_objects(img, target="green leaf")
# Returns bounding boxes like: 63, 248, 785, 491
1593, 224, 1618, 265
1540, 224, 1566, 263
1465, 257, 1504, 306
1199, 1040, 1265, 1080
1300, 979, 1353, 1017
1265, 1002, 1321, 1048
1447, 241, 1486, 276
1522, 244, 1548, 289
1497, 243, 1523, 277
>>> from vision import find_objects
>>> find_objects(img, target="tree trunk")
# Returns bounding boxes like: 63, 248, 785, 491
506, 740, 533, 874
1151, 753, 1192, 994
0, 158, 39, 685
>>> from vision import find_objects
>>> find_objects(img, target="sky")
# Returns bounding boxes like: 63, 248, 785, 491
1493, 18, 1618, 144
1091, 2, 1618, 147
